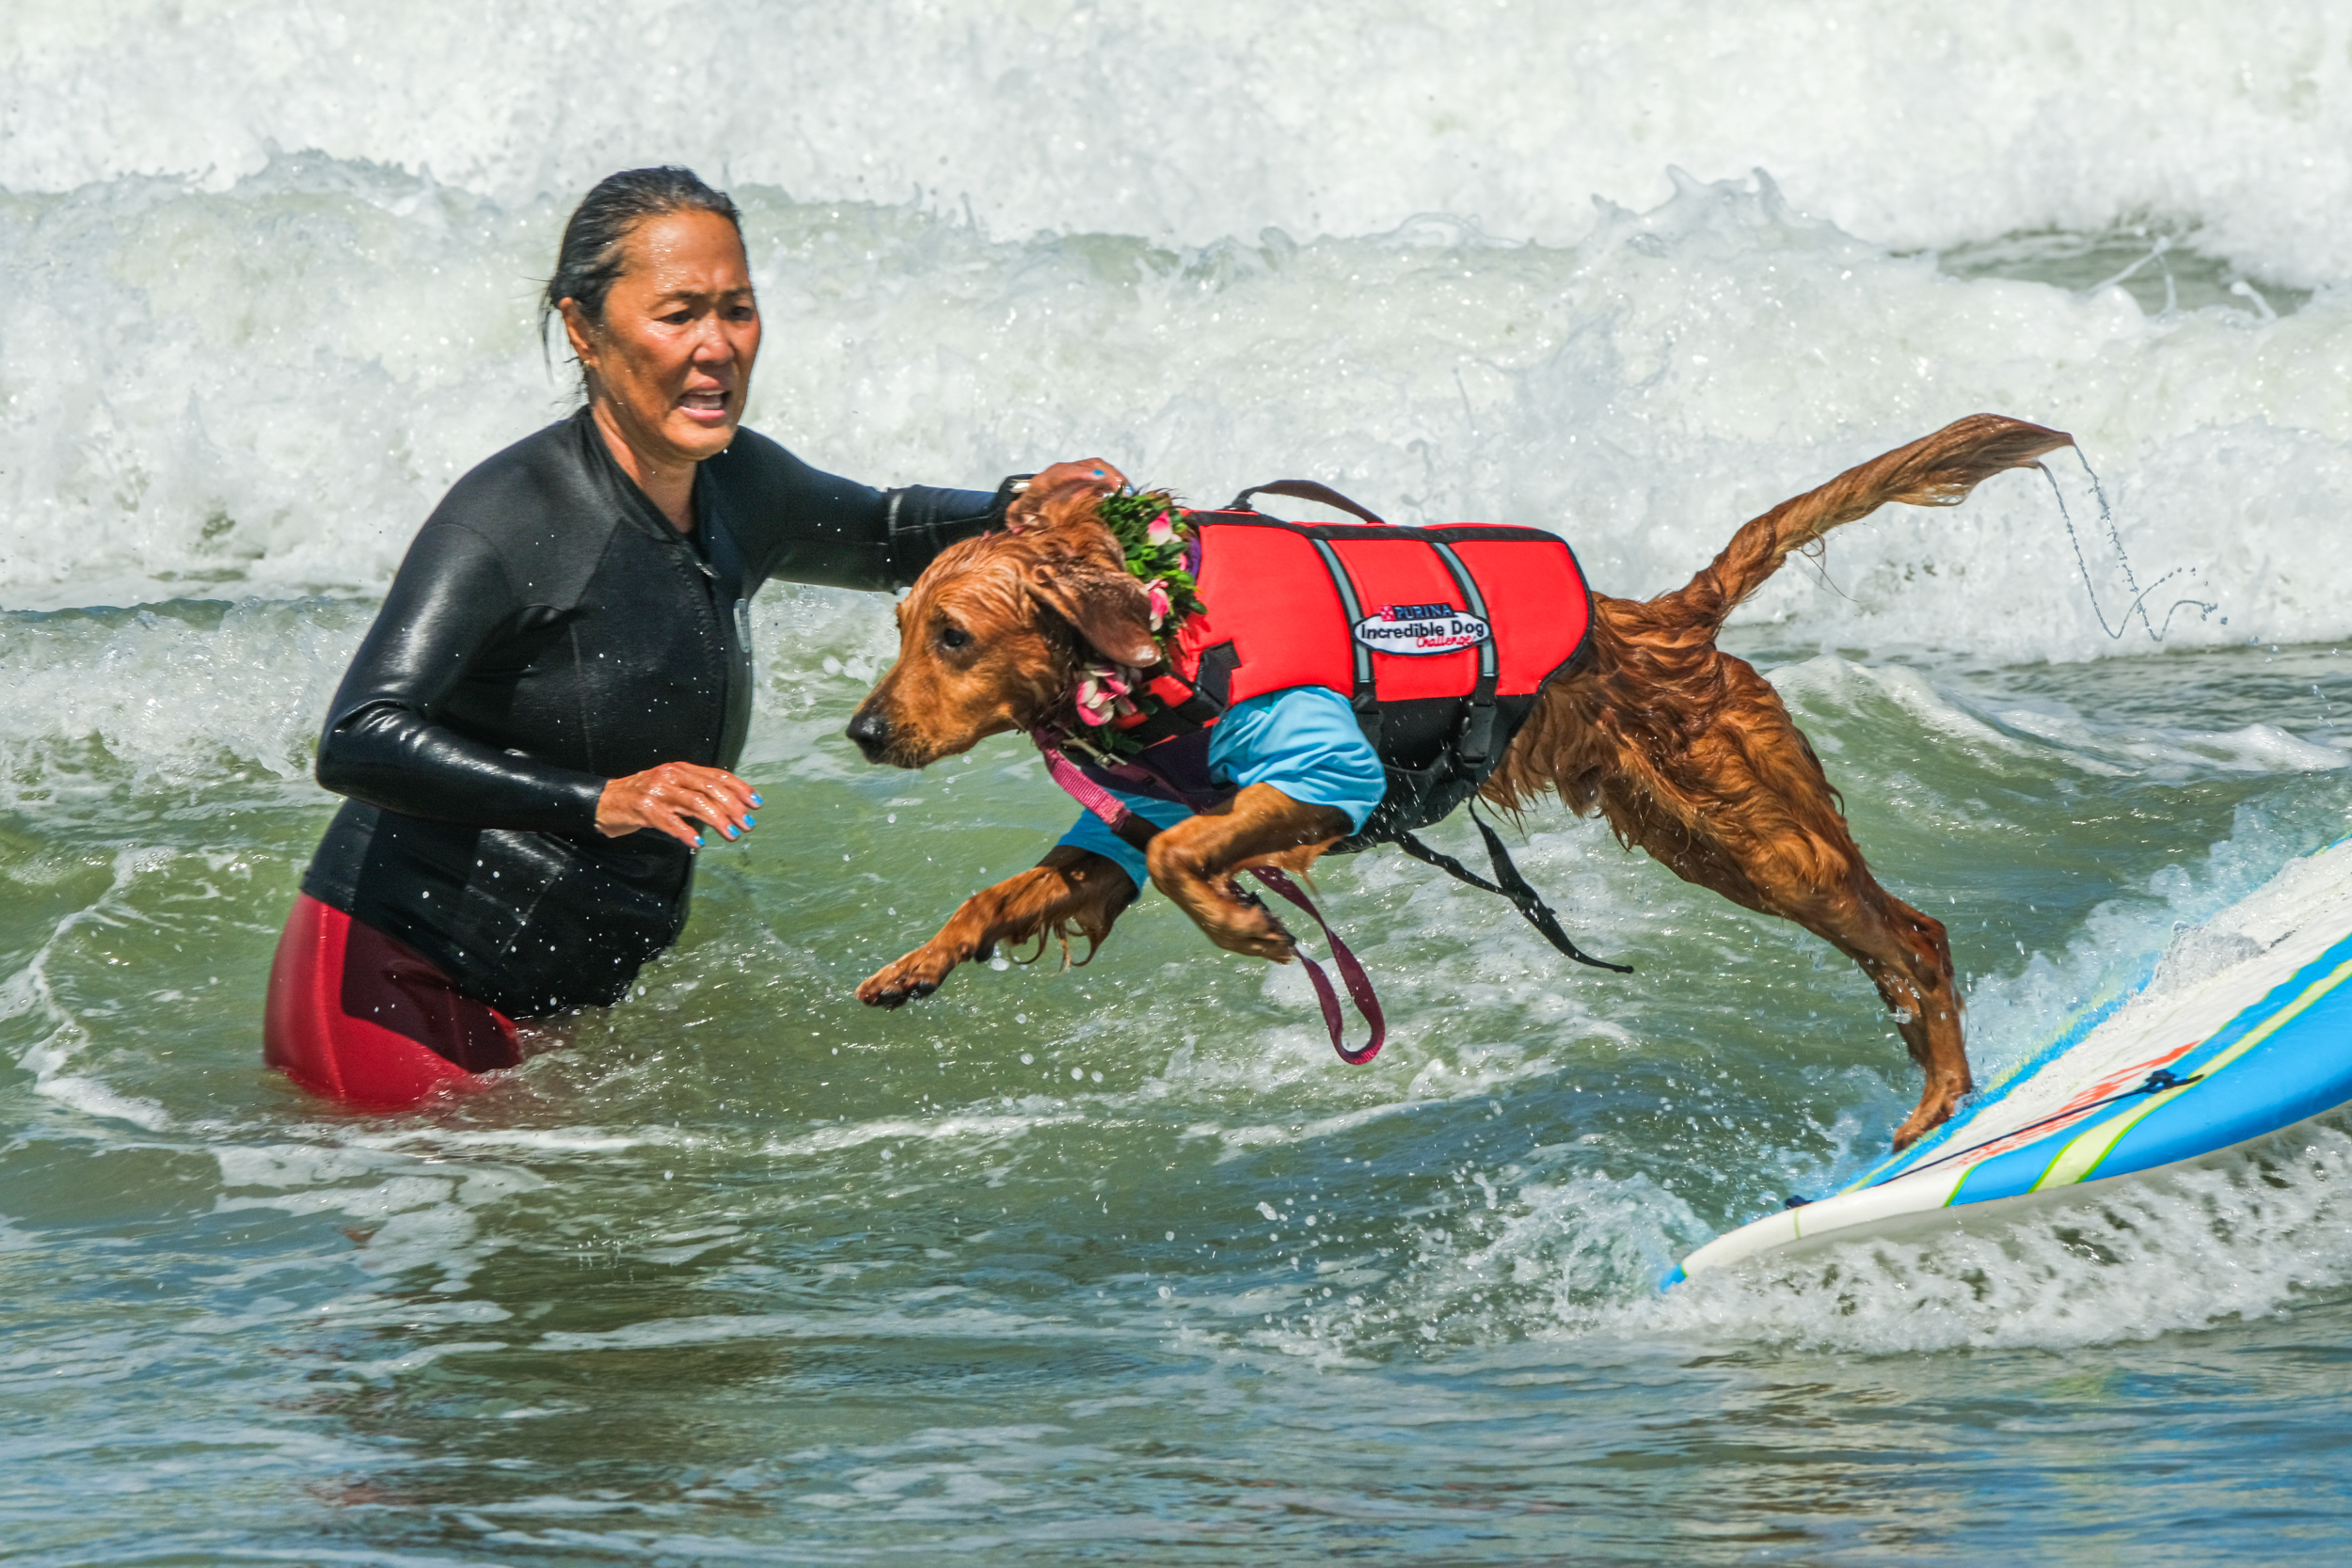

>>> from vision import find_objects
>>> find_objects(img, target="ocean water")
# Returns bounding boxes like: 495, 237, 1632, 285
8, 3, 2352, 1561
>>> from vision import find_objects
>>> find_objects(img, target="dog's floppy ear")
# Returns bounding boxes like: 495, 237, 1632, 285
1028, 559, 1161, 668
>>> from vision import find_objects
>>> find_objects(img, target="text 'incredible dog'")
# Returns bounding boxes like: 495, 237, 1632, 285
845, 416, 2074, 1148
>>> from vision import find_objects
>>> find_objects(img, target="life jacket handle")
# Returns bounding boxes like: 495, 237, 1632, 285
1226, 480, 1388, 527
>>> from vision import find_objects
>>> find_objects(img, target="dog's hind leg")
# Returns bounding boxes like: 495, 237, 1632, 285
1481, 417, 2072, 1147
1807, 880, 1969, 1150
1577, 679, 1973, 1148
857, 847, 1136, 1007
1600, 795, 1971, 1149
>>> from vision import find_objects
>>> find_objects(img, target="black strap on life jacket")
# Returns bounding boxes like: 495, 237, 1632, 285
1426, 536, 1502, 768
1391, 803, 1633, 974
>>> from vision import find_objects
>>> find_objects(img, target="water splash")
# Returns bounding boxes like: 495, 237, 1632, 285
2040, 447, 2220, 642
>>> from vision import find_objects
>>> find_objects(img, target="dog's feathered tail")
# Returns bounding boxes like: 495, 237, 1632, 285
1484, 413, 2077, 824
1634, 413, 2075, 642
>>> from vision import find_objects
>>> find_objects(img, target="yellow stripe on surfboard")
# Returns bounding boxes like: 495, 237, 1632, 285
2027, 954, 2352, 1193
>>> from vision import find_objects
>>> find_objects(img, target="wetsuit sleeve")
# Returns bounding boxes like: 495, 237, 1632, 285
881, 481, 1023, 587
710, 430, 1013, 591
314, 522, 610, 832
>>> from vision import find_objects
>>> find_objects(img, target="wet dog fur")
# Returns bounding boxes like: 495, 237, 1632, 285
845, 415, 2075, 1148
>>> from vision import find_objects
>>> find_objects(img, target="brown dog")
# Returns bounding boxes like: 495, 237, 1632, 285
846, 415, 2074, 1147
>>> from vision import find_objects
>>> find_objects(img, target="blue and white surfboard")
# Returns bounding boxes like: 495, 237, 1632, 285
1672, 833, 2352, 1284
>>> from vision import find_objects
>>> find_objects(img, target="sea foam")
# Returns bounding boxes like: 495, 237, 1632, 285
8, 160, 2352, 672
9, 0, 2352, 284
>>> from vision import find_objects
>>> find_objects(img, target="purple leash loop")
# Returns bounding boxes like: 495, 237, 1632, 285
1246, 867, 1386, 1065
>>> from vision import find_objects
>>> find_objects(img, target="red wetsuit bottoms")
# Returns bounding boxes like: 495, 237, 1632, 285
262, 894, 522, 1109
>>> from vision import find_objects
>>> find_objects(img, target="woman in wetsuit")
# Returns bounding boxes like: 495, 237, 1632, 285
262, 166, 1120, 1107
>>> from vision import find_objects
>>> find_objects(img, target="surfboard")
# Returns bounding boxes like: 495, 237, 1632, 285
1670, 832, 2352, 1285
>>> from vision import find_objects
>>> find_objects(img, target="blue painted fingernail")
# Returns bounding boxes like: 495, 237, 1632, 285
743, 815, 756, 827
724, 825, 738, 839
694, 834, 706, 847
750, 794, 763, 806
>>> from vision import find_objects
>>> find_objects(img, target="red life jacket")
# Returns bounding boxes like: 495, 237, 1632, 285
1110, 483, 1594, 846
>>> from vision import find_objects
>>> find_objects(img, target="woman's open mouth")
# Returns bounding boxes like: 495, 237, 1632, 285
678, 388, 731, 424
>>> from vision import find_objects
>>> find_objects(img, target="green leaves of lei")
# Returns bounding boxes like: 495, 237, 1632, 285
1071, 489, 1205, 758
1097, 489, 1204, 636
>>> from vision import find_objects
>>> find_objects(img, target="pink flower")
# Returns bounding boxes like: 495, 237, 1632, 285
1146, 512, 1176, 547
1073, 663, 1137, 727
1145, 579, 1173, 629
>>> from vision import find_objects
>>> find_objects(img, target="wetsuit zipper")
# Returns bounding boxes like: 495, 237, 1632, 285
673, 507, 755, 769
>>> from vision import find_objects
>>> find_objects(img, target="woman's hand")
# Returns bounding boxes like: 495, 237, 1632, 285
596, 762, 760, 847
1009, 457, 1128, 527
1029, 457, 1128, 492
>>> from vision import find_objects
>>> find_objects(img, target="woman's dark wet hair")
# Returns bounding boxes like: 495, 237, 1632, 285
541, 166, 743, 363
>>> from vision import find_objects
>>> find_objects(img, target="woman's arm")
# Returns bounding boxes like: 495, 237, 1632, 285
880, 481, 1020, 588
314, 522, 610, 832
708, 430, 1126, 592
703, 429, 999, 592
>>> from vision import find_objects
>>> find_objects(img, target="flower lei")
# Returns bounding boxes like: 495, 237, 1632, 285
1068, 488, 1202, 758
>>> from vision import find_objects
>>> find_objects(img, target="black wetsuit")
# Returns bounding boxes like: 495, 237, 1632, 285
302, 407, 1005, 1018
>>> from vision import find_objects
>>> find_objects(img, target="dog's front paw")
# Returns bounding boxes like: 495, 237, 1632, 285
857, 948, 958, 1008
1198, 885, 1299, 964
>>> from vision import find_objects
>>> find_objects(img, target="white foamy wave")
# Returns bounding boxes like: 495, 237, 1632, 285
9, 1, 2352, 287
0, 599, 370, 807
1207, 1164, 1706, 1363
1300, 1117, 2352, 1357
1650, 1121, 2352, 1352
1771, 656, 2351, 781
0, 157, 567, 607
1936, 789, 2352, 1100
14, 162, 2352, 665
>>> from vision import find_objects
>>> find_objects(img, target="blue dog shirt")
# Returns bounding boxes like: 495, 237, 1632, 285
1054, 685, 1386, 887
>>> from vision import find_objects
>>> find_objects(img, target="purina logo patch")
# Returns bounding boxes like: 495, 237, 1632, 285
1351, 602, 1491, 656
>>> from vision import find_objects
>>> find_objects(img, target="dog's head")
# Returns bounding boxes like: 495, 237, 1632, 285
845, 476, 1161, 768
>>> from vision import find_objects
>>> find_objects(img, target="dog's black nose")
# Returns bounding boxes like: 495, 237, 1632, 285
845, 707, 891, 762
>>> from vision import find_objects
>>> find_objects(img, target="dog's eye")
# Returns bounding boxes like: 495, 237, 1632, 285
937, 623, 973, 652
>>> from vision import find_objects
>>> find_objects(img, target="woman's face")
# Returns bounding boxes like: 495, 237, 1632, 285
562, 208, 761, 470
